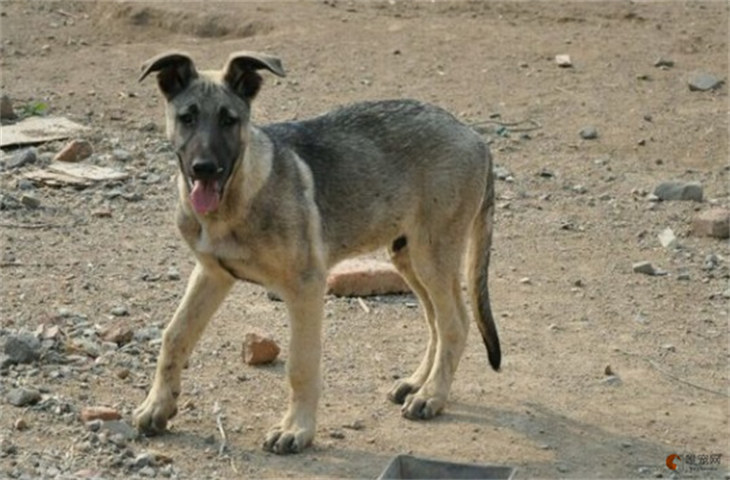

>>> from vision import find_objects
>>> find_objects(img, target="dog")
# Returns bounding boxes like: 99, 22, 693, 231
134, 51, 501, 455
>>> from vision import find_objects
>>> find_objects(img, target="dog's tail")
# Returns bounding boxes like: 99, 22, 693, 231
467, 148, 501, 371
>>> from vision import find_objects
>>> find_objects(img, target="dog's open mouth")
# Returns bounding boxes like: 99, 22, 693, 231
190, 179, 222, 215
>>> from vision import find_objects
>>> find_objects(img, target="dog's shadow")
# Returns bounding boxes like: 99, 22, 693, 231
143, 400, 674, 478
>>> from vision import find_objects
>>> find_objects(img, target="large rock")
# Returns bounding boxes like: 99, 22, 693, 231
653, 181, 703, 202
692, 208, 730, 239
327, 259, 410, 297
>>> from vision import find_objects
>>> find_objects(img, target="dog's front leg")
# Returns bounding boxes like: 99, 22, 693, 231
263, 276, 325, 454
134, 262, 233, 435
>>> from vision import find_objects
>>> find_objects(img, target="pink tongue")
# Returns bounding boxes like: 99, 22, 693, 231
190, 180, 220, 215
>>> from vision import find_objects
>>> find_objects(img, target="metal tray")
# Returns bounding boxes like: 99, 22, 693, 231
378, 454, 516, 480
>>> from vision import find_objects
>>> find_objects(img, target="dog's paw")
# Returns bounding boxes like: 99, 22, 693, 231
133, 388, 178, 435
401, 393, 445, 420
262, 423, 314, 455
387, 380, 419, 405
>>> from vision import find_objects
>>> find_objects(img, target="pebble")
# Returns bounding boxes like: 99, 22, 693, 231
7, 387, 42, 407
688, 73, 723, 91
653, 58, 674, 68
112, 149, 132, 162
242, 331, 280, 365
676, 268, 690, 281
100, 323, 134, 346
632, 261, 667, 276
53, 139, 93, 163
134, 326, 162, 343
7, 148, 37, 169
657, 228, 678, 249
14, 418, 29, 431
661, 343, 676, 352
99, 420, 138, 442
20, 194, 41, 209
493, 165, 513, 181
692, 208, 729, 239
166, 267, 181, 281
579, 126, 598, 140
4, 332, 41, 364
111, 306, 129, 317
601, 375, 622, 386
0, 94, 17, 120
703, 254, 720, 271
555, 54, 572, 67
653, 181, 703, 202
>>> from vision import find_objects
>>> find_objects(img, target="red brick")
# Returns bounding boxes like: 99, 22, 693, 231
327, 259, 410, 297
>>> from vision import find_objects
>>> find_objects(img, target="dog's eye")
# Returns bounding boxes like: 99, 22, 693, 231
178, 113, 195, 126
220, 113, 238, 127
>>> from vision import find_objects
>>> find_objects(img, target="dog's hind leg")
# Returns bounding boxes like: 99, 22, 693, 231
386, 236, 437, 405
134, 262, 233, 435
399, 235, 471, 420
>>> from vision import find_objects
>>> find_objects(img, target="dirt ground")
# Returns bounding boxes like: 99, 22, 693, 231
1, 1, 728, 479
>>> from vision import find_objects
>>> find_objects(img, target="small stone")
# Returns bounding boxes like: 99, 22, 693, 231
556, 464, 570, 473
166, 267, 181, 281
112, 149, 132, 162
80, 406, 122, 422
134, 326, 162, 343
676, 268, 690, 281
327, 259, 410, 297
633, 261, 656, 275
91, 208, 112, 218
555, 54, 572, 67
242, 331, 280, 365
653, 58, 674, 68
519, 277, 531, 284
101, 322, 134, 346
329, 429, 345, 439
99, 420, 138, 441
0, 94, 17, 120
601, 375, 622, 386
4, 332, 41, 364
692, 208, 730, 239
7, 148, 37, 169
661, 344, 676, 352
342, 420, 365, 430
116, 368, 130, 380
579, 126, 598, 140
7, 387, 41, 407
621, 441, 633, 449
139, 466, 156, 477
688, 73, 723, 91
111, 306, 129, 317
0, 436, 17, 455
654, 181, 703, 202
658, 228, 679, 249
604, 365, 614, 376
20, 194, 40, 209
494, 165, 512, 181
132, 452, 155, 469
14, 418, 28, 431
53, 139, 93, 163
703, 254, 720, 271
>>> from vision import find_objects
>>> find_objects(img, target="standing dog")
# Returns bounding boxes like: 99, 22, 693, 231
134, 51, 501, 455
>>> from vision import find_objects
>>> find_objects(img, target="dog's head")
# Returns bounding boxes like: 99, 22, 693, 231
139, 51, 285, 216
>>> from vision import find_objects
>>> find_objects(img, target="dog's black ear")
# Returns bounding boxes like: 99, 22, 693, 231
139, 52, 198, 100
222, 51, 286, 102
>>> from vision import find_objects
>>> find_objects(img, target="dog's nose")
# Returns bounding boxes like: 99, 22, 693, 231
191, 159, 218, 179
